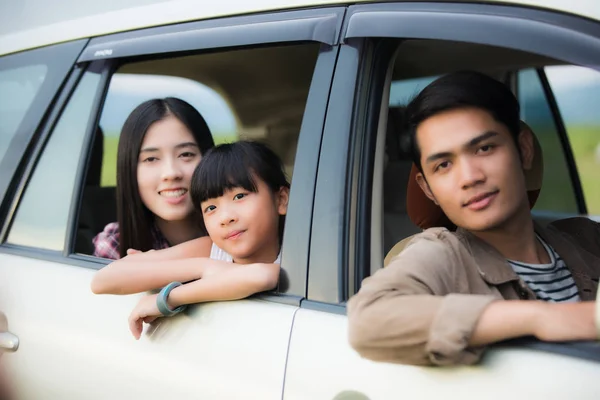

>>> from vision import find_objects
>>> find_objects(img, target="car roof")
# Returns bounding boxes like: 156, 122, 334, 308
1, 0, 599, 57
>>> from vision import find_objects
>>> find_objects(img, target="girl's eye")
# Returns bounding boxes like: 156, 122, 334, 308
179, 152, 196, 159
203, 205, 216, 213
233, 193, 247, 201
142, 156, 158, 163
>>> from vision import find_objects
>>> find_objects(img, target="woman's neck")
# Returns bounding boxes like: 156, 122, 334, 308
155, 217, 204, 246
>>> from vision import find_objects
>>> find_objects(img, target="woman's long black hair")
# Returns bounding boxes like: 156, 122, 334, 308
116, 97, 214, 257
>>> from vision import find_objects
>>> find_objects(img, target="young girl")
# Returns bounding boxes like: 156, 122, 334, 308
93, 97, 215, 259
91, 141, 290, 339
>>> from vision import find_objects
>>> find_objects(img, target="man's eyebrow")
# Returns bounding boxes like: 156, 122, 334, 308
140, 142, 198, 153
465, 131, 499, 148
425, 151, 453, 164
424, 131, 500, 165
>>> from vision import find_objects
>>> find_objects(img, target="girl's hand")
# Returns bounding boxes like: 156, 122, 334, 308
128, 294, 161, 340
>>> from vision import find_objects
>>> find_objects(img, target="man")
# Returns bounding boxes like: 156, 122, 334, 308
347, 71, 599, 366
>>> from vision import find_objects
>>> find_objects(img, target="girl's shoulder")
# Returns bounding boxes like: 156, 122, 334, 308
92, 222, 121, 260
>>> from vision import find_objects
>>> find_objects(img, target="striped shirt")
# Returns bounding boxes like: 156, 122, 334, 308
508, 236, 580, 303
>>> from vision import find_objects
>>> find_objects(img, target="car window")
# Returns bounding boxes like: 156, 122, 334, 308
518, 69, 579, 215
7, 70, 102, 251
0, 64, 47, 164
545, 65, 600, 216
75, 43, 319, 256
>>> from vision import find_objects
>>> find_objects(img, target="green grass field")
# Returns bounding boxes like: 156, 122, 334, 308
566, 126, 600, 215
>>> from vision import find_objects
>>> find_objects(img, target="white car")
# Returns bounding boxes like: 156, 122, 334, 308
0, 1, 599, 399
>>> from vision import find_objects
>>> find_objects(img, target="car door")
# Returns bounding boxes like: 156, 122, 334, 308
283, 3, 600, 399
0, 8, 345, 400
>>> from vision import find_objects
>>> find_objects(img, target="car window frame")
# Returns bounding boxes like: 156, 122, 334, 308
0, 7, 347, 305
0, 40, 88, 218
304, 0, 600, 361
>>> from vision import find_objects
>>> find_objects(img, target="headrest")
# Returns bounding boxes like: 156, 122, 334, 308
406, 121, 543, 230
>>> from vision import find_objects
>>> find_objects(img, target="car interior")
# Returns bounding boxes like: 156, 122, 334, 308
75, 43, 320, 255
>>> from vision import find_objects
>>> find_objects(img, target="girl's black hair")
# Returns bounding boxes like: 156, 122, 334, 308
190, 141, 290, 241
116, 97, 214, 258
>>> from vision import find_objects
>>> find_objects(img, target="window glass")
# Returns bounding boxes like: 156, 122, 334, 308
7, 71, 101, 250
518, 69, 578, 214
545, 66, 600, 216
0, 64, 47, 163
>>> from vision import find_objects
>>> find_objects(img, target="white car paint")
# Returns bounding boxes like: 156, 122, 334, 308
0, 253, 296, 399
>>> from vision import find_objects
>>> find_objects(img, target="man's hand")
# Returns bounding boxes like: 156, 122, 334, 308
533, 301, 598, 342
128, 294, 161, 340
471, 300, 598, 347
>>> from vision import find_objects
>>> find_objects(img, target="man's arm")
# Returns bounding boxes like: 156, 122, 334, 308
470, 300, 597, 346
347, 231, 598, 366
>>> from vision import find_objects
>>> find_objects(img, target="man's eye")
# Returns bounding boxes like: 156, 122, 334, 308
478, 144, 494, 153
435, 161, 450, 172
233, 193, 247, 200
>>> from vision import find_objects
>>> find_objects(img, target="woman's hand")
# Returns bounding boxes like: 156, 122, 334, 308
128, 294, 161, 340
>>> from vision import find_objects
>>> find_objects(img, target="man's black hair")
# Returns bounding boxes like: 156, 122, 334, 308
404, 71, 521, 171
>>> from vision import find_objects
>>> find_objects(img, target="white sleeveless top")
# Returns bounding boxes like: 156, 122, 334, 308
209, 243, 281, 264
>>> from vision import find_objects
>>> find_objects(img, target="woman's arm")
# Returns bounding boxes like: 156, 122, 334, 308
91, 237, 214, 294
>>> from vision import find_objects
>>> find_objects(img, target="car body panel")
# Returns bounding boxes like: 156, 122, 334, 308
0, 253, 296, 399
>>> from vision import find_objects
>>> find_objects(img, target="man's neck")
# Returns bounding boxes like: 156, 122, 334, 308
155, 217, 203, 247
470, 207, 549, 264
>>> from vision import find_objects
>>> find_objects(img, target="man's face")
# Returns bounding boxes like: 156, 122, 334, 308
416, 107, 533, 232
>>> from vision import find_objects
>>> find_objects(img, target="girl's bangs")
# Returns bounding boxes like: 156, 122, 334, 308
192, 149, 258, 205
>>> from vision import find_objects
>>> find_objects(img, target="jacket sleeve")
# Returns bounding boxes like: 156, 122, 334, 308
347, 230, 496, 366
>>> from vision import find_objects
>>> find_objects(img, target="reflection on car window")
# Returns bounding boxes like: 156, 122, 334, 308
545, 66, 600, 216
518, 69, 578, 214
7, 71, 102, 251
0, 64, 47, 164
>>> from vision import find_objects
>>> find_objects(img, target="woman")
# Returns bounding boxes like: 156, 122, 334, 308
93, 97, 215, 259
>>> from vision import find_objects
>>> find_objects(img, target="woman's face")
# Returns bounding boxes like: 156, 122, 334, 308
137, 115, 201, 223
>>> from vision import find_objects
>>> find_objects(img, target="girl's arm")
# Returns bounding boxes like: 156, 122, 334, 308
91, 237, 215, 295
165, 262, 280, 307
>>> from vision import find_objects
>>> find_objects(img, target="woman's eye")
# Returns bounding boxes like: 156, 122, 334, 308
233, 193, 247, 201
142, 156, 158, 163
180, 152, 196, 159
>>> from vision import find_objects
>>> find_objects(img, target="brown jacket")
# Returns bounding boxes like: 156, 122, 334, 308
347, 217, 600, 366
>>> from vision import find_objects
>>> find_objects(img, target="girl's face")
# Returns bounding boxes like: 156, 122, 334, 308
200, 178, 289, 264
137, 115, 201, 223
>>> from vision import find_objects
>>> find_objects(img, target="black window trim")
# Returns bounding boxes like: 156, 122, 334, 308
306, 38, 367, 304
78, 7, 346, 62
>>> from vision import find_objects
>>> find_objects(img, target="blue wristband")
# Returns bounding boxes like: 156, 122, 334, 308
156, 282, 187, 317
